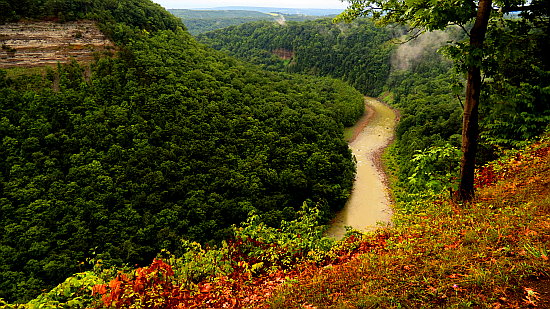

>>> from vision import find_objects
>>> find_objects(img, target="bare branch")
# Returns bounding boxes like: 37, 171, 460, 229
450, 23, 471, 37
456, 94, 464, 110
390, 28, 424, 44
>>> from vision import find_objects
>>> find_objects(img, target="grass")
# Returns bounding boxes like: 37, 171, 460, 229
264, 136, 550, 308
4, 66, 50, 78
343, 126, 354, 142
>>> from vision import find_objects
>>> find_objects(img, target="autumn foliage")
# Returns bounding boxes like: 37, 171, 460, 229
86, 226, 389, 309
265, 135, 550, 308
475, 141, 549, 189
92, 259, 188, 308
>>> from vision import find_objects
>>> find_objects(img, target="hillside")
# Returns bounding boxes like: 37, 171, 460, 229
0, 0, 365, 302
265, 136, 550, 308
2, 135, 547, 308
209, 7, 343, 16
199, 18, 395, 96
274, 138, 548, 308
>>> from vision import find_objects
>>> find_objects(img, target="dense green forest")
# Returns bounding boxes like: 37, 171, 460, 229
0, 0, 180, 28
199, 18, 394, 96
201, 17, 549, 194
0, 0, 365, 302
1, 0, 549, 305
386, 21, 550, 194
168, 9, 322, 35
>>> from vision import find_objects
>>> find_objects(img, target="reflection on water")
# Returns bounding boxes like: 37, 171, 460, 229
325, 97, 396, 239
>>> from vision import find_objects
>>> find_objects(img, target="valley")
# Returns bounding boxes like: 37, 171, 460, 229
0, 0, 548, 307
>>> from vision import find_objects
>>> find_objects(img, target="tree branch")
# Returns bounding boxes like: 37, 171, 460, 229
456, 94, 464, 110
390, 28, 424, 44
450, 23, 471, 37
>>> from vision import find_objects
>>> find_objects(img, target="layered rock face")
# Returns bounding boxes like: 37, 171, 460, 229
0, 20, 114, 68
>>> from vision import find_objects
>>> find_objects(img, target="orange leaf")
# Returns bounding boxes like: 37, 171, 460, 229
199, 282, 212, 293
109, 278, 121, 290
92, 284, 107, 296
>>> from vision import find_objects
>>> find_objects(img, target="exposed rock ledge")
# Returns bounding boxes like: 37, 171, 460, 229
0, 20, 114, 68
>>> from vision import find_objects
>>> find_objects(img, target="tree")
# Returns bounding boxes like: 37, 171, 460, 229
459, 0, 492, 201
337, 0, 549, 201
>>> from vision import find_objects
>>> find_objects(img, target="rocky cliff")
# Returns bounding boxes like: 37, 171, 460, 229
0, 20, 114, 68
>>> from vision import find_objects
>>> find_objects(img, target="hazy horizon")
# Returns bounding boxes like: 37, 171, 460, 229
153, 0, 348, 10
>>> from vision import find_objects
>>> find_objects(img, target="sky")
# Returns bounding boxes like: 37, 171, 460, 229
153, 0, 349, 9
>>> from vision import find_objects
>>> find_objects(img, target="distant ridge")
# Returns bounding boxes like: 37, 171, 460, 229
168, 8, 327, 35
169, 9, 271, 19
208, 6, 343, 16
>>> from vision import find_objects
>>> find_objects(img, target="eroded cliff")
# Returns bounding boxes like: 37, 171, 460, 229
0, 20, 114, 68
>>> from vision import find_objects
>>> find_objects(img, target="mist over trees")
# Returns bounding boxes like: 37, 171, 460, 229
337, 0, 550, 200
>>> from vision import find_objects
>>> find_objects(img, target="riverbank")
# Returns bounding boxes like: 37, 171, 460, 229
344, 103, 375, 143
269, 135, 550, 308
326, 97, 398, 239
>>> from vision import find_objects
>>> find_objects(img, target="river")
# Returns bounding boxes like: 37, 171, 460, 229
325, 97, 397, 239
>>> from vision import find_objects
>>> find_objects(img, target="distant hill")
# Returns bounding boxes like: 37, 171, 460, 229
169, 9, 271, 19
210, 6, 344, 16
169, 8, 326, 35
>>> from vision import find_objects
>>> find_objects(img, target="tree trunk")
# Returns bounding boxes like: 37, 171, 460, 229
458, 0, 492, 201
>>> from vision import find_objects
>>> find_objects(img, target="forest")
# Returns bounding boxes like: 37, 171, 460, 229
200, 15, 549, 193
0, 0, 365, 302
199, 18, 394, 96
1, 0, 549, 306
168, 9, 275, 35
168, 9, 322, 35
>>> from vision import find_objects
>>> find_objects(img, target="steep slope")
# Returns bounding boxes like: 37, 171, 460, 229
0, 0, 365, 302
6, 135, 547, 308
266, 136, 550, 308
199, 18, 394, 97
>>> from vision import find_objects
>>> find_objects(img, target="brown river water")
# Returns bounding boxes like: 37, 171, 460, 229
325, 97, 397, 239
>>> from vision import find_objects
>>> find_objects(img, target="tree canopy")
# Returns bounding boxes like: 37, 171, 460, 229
337, 0, 550, 200
0, 0, 365, 302
199, 18, 394, 97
